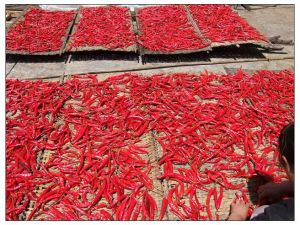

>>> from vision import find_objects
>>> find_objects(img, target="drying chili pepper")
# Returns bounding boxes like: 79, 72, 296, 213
158, 198, 168, 220
137, 5, 210, 52
6, 7, 75, 53
215, 186, 223, 210
188, 5, 269, 45
68, 6, 136, 50
6, 69, 294, 221
205, 187, 215, 220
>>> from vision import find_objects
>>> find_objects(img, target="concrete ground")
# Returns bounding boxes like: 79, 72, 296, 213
5, 5, 294, 80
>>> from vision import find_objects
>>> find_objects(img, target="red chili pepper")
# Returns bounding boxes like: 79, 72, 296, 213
123, 197, 137, 220
205, 188, 214, 220
68, 6, 136, 51
115, 195, 129, 220
6, 7, 75, 53
158, 198, 168, 220
131, 202, 142, 220
88, 180, 106, 210
188, 5, 269, 44
6, 69, 294, 220
215, 186, 223, 210
137, 5, 210, 53
72, 125, 88, 143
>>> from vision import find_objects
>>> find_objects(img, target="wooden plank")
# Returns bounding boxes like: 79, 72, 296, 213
183, 5, 211, 46
5, 6, 28, 31
6, 11, 23, 19
60, 9, 79, 54
6, 4, 32, 11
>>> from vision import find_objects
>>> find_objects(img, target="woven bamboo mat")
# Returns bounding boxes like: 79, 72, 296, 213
150, 125, 277, 220
11, 73, 286, 220
65, 6, 138, 53
185, 5, 271, 50
6, 6, 77, 56
135, 6, 212, 56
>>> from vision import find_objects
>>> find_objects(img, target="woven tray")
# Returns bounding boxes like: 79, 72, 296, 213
135, 5, 212, 56
65, 6, 138, 53
6, 6, 77, 56
185, 5, 271, 50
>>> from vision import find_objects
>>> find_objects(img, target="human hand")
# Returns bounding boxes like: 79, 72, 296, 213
227, 192, 250, 220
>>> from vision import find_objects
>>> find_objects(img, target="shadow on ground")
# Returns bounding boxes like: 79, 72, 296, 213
6, 44, 276, 65
69, 50, 140, 62
142, 44, 267, 64
6, 54, 68, 64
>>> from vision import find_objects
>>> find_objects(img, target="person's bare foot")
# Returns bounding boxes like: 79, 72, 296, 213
227, 191, 250, 220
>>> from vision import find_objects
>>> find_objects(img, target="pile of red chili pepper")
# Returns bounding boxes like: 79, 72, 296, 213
137, 5, 210, 52
6, 69, 294, 220
68, 6, 136, 50
188, 5, 269, 44
6, 7, 75, 53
